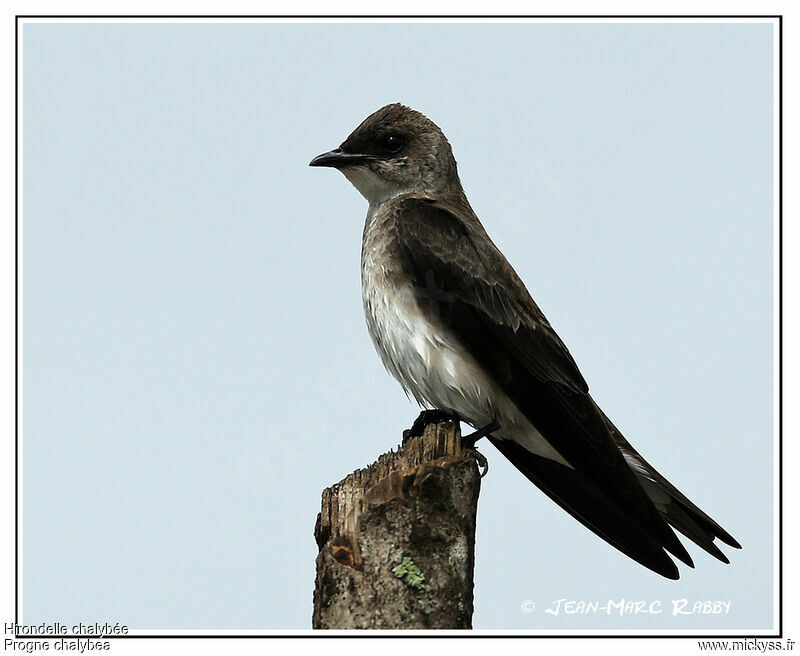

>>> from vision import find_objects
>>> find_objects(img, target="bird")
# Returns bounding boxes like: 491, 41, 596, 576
309, 103, 740, 579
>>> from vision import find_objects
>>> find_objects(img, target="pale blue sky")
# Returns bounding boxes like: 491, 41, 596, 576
22, 20, 775, 631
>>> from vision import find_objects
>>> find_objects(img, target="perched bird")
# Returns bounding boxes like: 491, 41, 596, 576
310, 103, 740, 579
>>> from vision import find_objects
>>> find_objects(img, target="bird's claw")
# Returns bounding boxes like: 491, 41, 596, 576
460, 420, 497, 477
465, 447, 489, 477
402, 411, 492, 477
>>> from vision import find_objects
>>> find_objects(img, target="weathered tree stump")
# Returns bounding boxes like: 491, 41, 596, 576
312, 419, 481, 629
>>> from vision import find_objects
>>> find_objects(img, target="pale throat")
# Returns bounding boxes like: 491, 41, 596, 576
341, 165, 414, 206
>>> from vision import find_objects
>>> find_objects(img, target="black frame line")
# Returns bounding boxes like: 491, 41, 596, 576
13, 13, 783, 640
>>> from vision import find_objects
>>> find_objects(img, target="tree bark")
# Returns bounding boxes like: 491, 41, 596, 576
312, 419, 481, 629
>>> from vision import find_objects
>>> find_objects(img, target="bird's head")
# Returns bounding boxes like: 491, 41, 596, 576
309, 103, 462, 205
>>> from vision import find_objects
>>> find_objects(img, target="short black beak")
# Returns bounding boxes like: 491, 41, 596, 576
309, 148, 376, 168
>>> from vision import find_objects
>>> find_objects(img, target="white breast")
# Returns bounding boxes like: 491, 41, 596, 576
360, 217, 569, 465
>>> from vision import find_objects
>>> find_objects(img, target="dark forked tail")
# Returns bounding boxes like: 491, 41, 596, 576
488, 410, 739, 579
598, 407, 741, 563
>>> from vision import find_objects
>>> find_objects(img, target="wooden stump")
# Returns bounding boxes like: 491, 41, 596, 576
312, 420, 481, 629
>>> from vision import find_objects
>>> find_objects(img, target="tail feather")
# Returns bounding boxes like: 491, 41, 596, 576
488, 421, 739, 577
596, 406, 742, 559
489, 436, 682, 579
661, 501, 730, 563
629, 460, 741, 557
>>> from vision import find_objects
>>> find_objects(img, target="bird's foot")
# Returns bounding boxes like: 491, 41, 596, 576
464, 446, 489, 478
402, 409, 459, 444
460, 420, 497, 478
461, 420, 499, 448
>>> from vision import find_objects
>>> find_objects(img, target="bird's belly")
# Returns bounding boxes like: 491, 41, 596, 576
364, 280, 492, 420
362, 276, 569, 465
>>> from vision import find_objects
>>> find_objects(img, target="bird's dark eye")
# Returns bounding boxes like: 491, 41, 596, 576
382, 134, 404, 154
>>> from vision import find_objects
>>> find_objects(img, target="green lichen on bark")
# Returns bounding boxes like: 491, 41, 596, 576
392, 556, 430, 592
